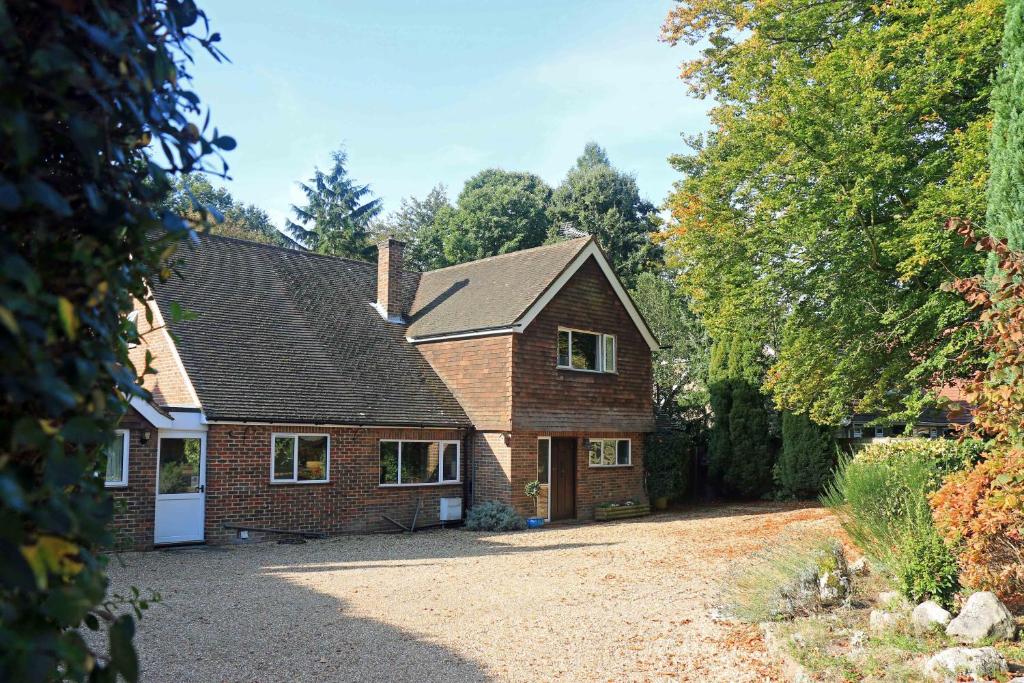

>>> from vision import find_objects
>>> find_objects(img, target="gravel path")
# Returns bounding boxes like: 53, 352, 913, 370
95, 503, 839, 682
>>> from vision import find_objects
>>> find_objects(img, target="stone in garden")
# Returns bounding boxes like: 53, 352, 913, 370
945, 592, 1016, 644
869, 609, 901, 632
923, 647, 1007, 682
848, 557, 869, 576
816, 544, 851, 607
878, 590, 912, 612
912, 601, 952, 633
771, 567, 820, 618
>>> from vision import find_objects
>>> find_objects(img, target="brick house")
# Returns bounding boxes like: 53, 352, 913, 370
107, 234, 657, 548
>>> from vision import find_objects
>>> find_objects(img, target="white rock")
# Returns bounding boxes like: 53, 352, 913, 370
946, 592, 1017, 644
869, 609, 901, 632
878, 590, 912, 612
848, 557, 869, 575
923, 647, 1007, 681
912, 601, 952, 633
818, 568, 851, 607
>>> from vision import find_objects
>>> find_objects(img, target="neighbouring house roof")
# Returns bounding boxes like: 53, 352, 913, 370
149, 234, 469, 427
407, 237, 659, 349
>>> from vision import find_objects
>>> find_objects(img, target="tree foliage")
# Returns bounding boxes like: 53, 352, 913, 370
0, 1, 229, 679
370, 184, 451, 270
160, 173, 295, 247
630, 271, 710, 419
776, 412, 835, 500
286, 148, 382, 259
548, 143, 661, 287
661, 0, 1002, 423
707, 333, 774, 497
930, 222, 1024, 607
987, 0, 1024, 253
428, 169, 552, 266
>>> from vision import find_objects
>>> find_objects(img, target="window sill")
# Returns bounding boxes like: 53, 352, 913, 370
270, 479, 330, 485
556, 365, 617, 375
587, 464, 633, 468
379, 481, 461, 488
104, 482, 129, 489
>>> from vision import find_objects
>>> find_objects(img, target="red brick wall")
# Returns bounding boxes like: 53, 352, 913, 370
469, 431, 512, 506
203, 424, 467, 544
415, 335, 512, 431
108, 422, 468, 549
128, 297, 197, 408
107, 407, 158, 550
508, 430, 647, 521
511, 257, 654, 432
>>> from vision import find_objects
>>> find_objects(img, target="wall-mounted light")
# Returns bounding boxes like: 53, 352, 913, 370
141, 430, 151, 445
503, 432, 512, 447
582, 437, 590, 449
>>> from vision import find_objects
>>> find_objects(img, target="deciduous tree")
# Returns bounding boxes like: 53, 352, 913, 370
661, 0, 1001, 423
161, 174, 295, 247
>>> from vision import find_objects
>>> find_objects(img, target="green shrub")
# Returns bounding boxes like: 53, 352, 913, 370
775, 412, 836, 499
897, 532, 960, 608
727, 380, 774, 497
645, 431, 693, 500
465, 501, 527, 531
822, 438, 975, 607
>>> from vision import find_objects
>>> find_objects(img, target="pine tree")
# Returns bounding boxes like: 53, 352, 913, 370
724, 335, 773, 497
707, 337, 733, 486
286, 148, 382, 259
988, 0, 1024, 252
776, 412, 836, 499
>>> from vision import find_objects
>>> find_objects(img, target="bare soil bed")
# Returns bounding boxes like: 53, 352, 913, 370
94, 503, 839, 682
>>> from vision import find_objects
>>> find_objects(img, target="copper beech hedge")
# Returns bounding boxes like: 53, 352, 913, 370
929, 219, 1024, 609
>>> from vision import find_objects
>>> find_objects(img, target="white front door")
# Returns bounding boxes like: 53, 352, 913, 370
154, 432, 206, 544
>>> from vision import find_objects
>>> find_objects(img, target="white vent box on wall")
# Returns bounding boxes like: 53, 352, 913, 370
440, 497, 462, 521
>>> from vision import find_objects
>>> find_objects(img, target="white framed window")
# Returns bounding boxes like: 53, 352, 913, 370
587, 438, 631, 467
380, 440, 459, 486
851, 424, 863, 439
271, 433, 330, 483
104, 429, 129, 487
874, 426, 885, 438
557, 327, 616, 373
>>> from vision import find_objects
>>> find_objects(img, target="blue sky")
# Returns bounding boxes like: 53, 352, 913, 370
189, 0, 710, 228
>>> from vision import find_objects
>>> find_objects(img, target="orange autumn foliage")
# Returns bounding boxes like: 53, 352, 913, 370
929, 219, 1024, 608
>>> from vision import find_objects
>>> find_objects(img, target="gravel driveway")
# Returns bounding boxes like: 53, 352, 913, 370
97, 503, 839, 682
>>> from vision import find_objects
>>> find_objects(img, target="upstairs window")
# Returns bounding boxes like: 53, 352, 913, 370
557, 328, 616, 373
380, 440, 459, 486
272, 434, 329, 483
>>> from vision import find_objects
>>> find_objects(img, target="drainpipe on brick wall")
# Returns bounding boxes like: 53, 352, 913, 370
462, 427, 475, 517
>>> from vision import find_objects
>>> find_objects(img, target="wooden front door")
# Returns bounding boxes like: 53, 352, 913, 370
550, 438, 576, 520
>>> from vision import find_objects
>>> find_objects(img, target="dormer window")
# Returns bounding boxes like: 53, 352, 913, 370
557, 328, 616, 373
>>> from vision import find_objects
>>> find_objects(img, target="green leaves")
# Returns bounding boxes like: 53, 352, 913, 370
1, 0, 227, 679
662, 0, 1001, 421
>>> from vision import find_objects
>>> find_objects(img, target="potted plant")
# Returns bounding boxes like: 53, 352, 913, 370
524, 480, 544, 528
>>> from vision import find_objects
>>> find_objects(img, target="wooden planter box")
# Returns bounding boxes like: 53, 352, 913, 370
594, 503, 650, 521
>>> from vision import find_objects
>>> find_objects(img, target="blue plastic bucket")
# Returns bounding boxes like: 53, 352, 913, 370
526, 517, 544, 529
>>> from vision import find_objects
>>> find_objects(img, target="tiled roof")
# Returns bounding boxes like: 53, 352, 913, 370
407, 237, 592, 339
149, 234, 470, 427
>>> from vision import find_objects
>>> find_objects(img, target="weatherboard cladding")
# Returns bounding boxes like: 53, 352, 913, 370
407, 237, 591, 338
150, 234, 468, 426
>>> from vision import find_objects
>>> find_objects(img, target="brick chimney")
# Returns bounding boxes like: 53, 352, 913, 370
376, 237, 405, 322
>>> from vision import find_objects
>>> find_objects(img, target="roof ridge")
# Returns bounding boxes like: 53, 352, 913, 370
421, 236, 592, 276
198, 232, 378, 269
